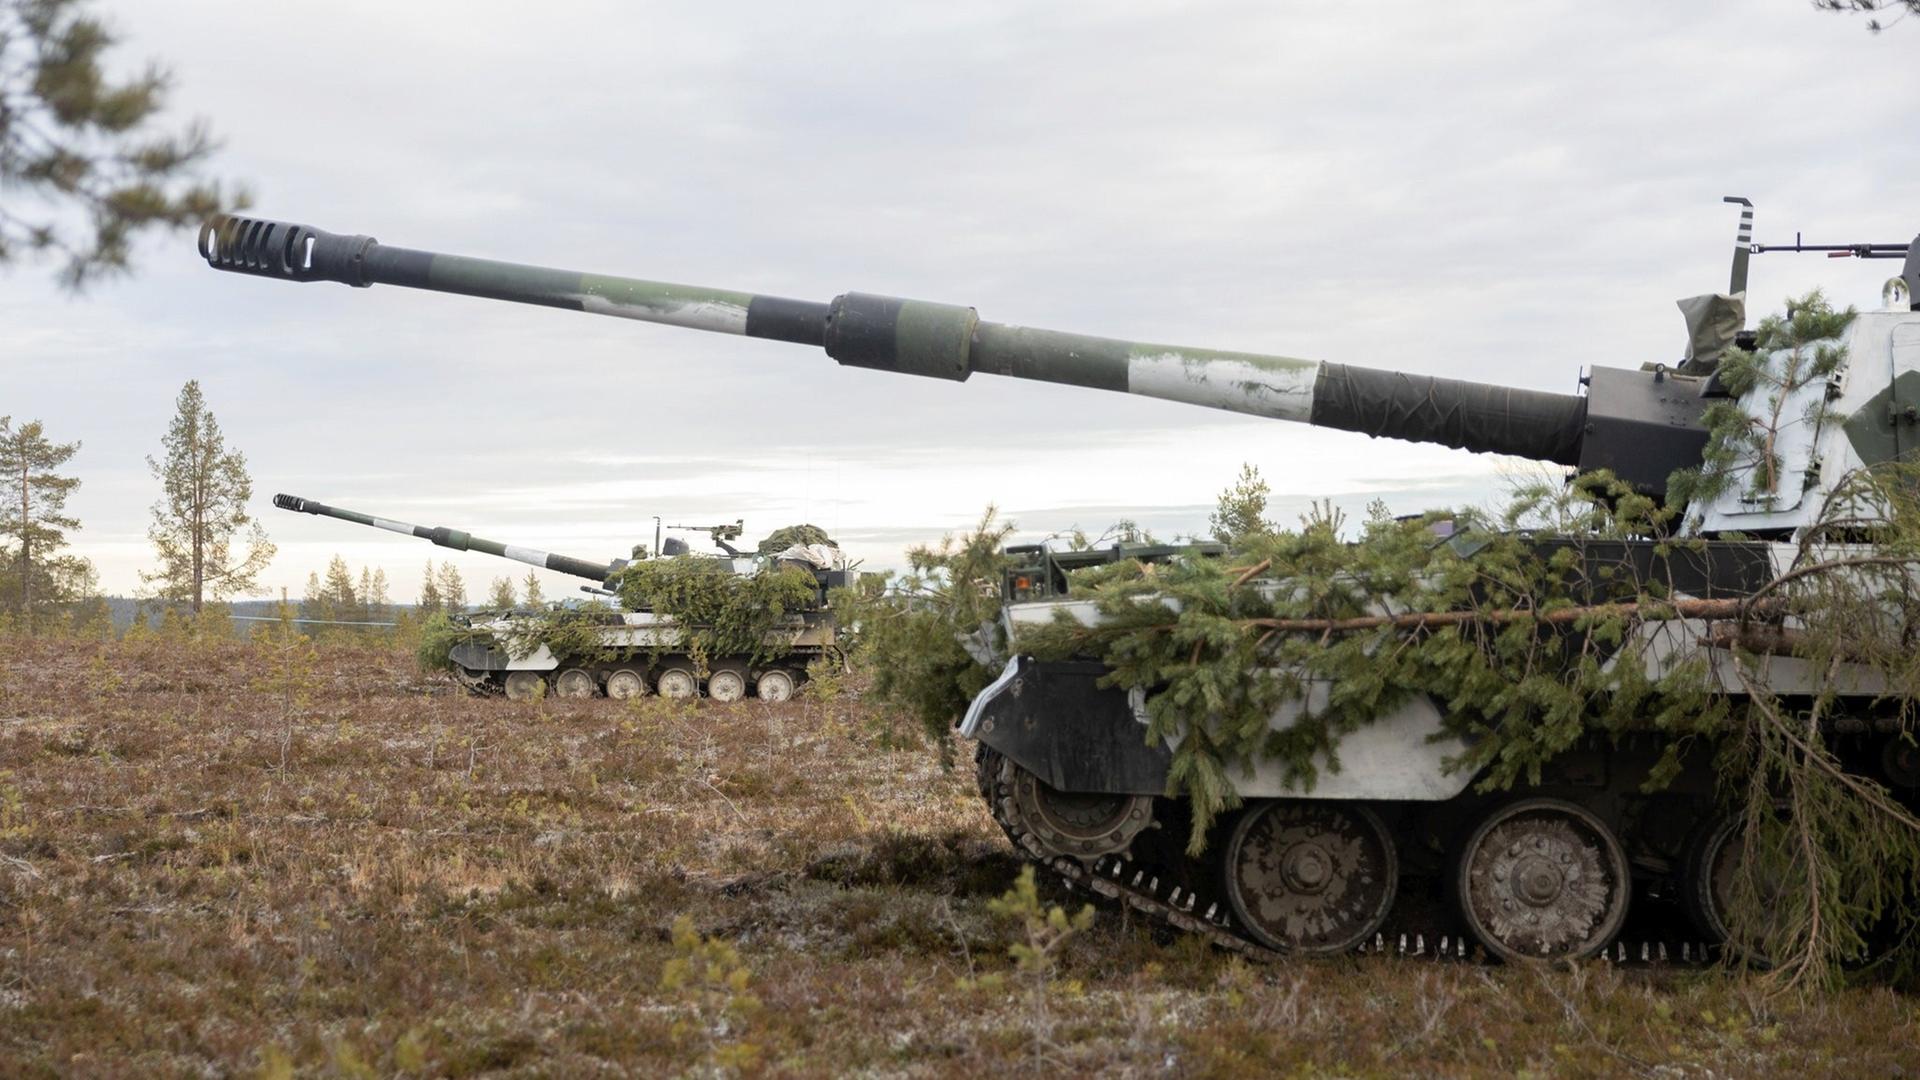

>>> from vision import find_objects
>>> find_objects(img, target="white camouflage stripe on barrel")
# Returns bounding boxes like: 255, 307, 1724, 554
1126, 349, 1318, 422
501, 544, 555, 569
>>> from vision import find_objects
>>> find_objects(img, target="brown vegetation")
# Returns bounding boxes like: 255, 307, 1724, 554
0, 634, 1915, 1076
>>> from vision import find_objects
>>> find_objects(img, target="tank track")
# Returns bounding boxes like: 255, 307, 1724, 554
973, 746, 1717, 967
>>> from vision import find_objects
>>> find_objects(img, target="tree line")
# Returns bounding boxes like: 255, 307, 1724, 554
2, 379, 524, 640
295, 558, 547, 637
1, 380, 273, 633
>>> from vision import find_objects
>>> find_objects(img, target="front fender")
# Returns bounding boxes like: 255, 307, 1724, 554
960, 656, 1171, 795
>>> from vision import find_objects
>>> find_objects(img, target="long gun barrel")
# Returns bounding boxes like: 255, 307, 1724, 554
273, 494, 618, 582
211, 216, 1706, 490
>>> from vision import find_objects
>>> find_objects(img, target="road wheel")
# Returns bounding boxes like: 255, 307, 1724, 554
656, 667, 698, 701
1222, 800, 1398, 955
553, 668, 598, 699
1453, 798, 1630, 963
1681, 811, 1787, 965
755, 670, 796, 702
605, 668, 649, 700
994, 753, 1153, 862
707, 669, 746, 703
503, 671, 546, 701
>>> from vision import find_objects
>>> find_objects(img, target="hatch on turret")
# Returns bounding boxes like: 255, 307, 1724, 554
1692, 312, 1920, 537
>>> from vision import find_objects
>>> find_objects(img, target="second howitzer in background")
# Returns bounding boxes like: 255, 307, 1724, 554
275, 494, 849, 702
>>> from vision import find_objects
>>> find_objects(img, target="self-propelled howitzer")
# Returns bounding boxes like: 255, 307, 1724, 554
203, 214, 1720, 496
274, 494, 843, 703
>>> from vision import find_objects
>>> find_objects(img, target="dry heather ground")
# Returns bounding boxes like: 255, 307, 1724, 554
0, 633, 1916, 1077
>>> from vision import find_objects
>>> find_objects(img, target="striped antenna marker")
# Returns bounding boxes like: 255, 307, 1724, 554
1723, 196, 1754, 294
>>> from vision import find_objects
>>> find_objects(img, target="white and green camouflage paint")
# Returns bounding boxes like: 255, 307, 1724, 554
204, 213, 1598, 468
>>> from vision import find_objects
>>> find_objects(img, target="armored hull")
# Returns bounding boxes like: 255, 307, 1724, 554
443, 604, 836, 703
968, 535, 1920, 961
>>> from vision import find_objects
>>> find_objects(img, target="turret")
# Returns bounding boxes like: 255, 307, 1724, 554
205, 215, 1713, 496
273, 493, 622, 581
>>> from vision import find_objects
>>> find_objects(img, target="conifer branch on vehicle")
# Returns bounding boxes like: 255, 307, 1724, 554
1052, 595, 1785, 641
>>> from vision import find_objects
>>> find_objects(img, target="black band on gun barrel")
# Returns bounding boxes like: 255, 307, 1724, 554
545, 554, 613, 583
822, 292, 974, 381
1310, 363, 1586, 466
745, 296, 830, 346
822, 292, 903, 372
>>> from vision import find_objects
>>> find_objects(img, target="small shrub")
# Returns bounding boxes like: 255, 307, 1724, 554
659, 914, 761, 1073
989, 866, 1094, 1066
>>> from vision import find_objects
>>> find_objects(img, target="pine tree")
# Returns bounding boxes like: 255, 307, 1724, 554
360, 566, 390, 622
1209, 463, 1274, 546
436, 562, 467, 613
417, 560, 442, 614
0, 416, 92, 629
143, 380, 274, 612
321, 555, 357, 617
485, 576, 517, 610
521, 570, 545, 607
299, 570, 328, 626
0, 0, 246, 287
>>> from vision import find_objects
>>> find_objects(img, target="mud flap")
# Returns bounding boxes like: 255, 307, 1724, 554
959, 656, 1170, 795
448, 642, 513, 671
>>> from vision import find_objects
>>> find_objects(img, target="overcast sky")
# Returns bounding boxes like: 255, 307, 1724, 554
5, 1, 1916, 603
